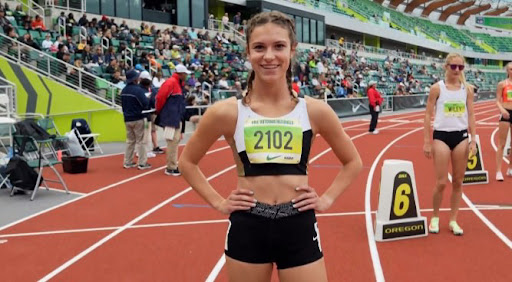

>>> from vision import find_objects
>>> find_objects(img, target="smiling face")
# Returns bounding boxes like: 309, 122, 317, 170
247, 23, 295, 84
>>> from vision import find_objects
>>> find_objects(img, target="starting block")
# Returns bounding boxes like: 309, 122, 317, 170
375, 160, 427, 241
463, 135, 488, 185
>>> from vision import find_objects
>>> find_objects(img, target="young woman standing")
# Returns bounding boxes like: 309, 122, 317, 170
423, 53, 477, 236
179, 11, 362, 281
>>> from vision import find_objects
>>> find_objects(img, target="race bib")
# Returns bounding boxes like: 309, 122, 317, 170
244, 118, 303, 164
506, 89, 512, 101
443, 101, 465, 117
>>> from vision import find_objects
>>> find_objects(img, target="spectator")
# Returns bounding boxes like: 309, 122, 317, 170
152, 71, 165, 88
31, 15, 45, 31
367, 81, 383, 134
78, 13, 88, 26
155, 64, 189, 176
222, 13, 229, 30
0, 10, 11, 33
121, 69, 151, 170
41, 33, 53, 51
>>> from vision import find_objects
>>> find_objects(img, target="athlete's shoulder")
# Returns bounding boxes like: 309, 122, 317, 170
304, 96, 329, 113
429, 82, 441, 94
497, 80, 507, 87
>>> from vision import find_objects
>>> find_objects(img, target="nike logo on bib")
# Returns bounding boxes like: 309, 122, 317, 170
266, 155, 281, 161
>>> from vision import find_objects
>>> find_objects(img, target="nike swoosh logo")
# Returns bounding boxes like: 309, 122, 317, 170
352, 104, 362, 113
266, 155, 281, 161
313, 235, 318, 241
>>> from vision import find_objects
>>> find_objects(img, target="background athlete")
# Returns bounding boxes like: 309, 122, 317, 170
423, 53, 477, 236
495, 62, 512, 181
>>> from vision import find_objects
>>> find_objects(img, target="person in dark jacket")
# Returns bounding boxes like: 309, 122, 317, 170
367, 80, 384, 134
121, 69, 151, 169
139, 70, 164, 155
155, 64, 189, 176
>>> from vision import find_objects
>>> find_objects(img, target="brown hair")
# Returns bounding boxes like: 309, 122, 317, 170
243, 11, 298, 105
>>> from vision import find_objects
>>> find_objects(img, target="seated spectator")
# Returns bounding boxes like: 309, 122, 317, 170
171, 45, 181, 59
92, 46, 105, 65
0, 10, 11, 33
217, 74, 230, 90
31, 15, 45, 31
77, 38, 87, 52
188, 28, 198, 40
152, 71, 165, 88
111, 70, 125, 84
18, 33, 40, 50
78, 13, 88, 26
41, 33, 53, 51
66, 36, 76, 53
105, 58, 119, 74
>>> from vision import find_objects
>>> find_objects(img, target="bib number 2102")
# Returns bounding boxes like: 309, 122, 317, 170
253, 130, 293, 150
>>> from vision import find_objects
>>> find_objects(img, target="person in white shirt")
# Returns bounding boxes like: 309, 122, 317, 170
152, 71, 166, 88
423, 53, 476, 236
218, 75, 230, 90
316, 60, 325, 74
41, 34, 53, 51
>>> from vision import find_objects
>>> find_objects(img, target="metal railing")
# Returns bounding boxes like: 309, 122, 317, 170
208, 19, 246, 47
0, 77, 17, 118
12, 0, 45, 21
45, 0, 85, 13
0, 33, 122, 109
325, 39, 444, 63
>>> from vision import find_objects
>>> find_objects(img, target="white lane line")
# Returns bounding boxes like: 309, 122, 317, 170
32, 103, 496, 280
46, 188, 86, 196
2, 207, 512, 240
205, 255, 226, 282
0, 145, 231, 233
205, 119, 431, 281
447, 174, 512, 249
491, 127, 511, 165
38, 165, 236, 282
362, 110, 502, 281
365, 126, 423, 282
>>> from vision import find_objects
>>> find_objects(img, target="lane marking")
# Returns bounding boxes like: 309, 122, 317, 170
491, 127, 511, 164
363, 109, 499, 282
0, 145, 231, 232
3, 207, 511, 239
447, 174, 512, 249
206, 118, 440, 281
38, 165, 237, 282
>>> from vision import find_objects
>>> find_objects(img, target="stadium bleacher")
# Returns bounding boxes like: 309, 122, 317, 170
0, 0, 508, 108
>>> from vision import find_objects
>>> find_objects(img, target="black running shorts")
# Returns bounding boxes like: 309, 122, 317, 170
433, 130, 469, 151
224, 202, 323, 269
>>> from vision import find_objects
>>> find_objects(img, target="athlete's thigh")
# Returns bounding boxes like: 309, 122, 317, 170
278, 257, 327, 282
432, 140, 451, 182
225, 256, 273, 282
451, 138, 469, 179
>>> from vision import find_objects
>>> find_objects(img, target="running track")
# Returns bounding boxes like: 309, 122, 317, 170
0, 101, 511, 282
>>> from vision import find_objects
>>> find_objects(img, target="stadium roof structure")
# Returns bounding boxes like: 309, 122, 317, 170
377, 0, 512, 25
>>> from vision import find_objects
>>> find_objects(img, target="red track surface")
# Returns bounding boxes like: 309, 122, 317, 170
1, 101, 511, 281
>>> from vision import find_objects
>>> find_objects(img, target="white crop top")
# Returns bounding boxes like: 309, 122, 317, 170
433, 80, 469, 132
233, 98, 313, 176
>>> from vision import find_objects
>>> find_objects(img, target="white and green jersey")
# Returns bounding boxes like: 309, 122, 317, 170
233, 98, 313, 177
